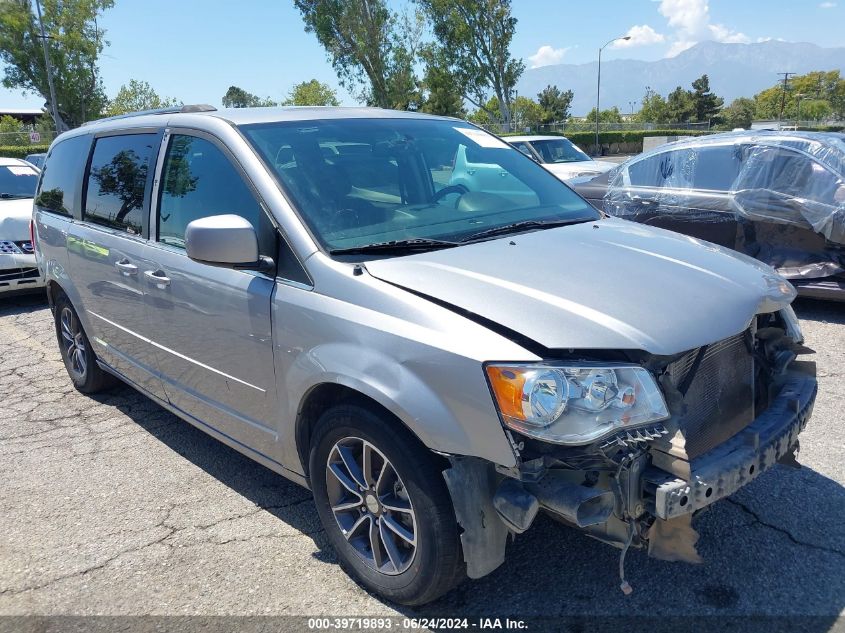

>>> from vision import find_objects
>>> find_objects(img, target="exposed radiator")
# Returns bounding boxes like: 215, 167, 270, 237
665, 331, 755, 459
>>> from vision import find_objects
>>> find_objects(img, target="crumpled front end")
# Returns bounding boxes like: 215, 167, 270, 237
443, 309, 817, 589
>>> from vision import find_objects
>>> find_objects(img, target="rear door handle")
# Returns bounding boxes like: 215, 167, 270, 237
144, 269, 171, 287
114, 259, 138, 276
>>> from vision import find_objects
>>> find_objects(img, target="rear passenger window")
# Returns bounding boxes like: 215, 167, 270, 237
35, 135, 91, 217
627, 149, 695, 190
84, 134, 157, 234
691, 145, 743, 191
158, 135, 274, 255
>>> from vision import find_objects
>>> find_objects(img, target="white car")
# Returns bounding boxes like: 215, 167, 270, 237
507, 135, 616, 181
0, 157, 44, 294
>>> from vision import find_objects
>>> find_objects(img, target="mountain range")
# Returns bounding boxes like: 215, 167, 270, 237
517, 40, 845, 117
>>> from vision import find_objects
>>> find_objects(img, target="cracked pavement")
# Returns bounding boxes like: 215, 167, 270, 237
0, 293, 843, 621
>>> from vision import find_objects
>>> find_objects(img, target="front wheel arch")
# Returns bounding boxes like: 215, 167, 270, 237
295, 382, 438, 482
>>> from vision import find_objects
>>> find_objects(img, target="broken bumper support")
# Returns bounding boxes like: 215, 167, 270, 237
643, 369, 817, 520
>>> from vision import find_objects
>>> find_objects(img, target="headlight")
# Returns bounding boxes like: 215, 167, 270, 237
486, 363, 669, 445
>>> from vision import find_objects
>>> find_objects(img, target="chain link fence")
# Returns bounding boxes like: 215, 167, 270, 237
0, 129, 58, 146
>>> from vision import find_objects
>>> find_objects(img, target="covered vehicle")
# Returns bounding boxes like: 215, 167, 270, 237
571, 131, 845, 300
0, 157, 43, 293
507, 135, 617, 181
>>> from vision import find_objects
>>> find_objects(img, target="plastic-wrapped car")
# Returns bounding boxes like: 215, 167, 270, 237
571, 131, 845, 300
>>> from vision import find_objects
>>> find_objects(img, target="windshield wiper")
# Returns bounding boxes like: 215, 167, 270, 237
459, 218, 592, 243
329, 237, 459, 256
0, 193, 32, 200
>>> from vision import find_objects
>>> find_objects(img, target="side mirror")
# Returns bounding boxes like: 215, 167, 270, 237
185, 214, 268, 270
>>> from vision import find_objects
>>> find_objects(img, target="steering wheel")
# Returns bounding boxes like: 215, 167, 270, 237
432, 184, 469, 202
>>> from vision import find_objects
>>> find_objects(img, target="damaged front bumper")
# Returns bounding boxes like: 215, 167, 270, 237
443, 363, 818, 581
644, 369, 817, 520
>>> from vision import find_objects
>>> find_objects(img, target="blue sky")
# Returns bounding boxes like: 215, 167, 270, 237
2, 0, 843, 112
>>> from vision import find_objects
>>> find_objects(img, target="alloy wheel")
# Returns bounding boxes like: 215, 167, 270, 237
325, 437, 418, 575
60, 306, 87, 380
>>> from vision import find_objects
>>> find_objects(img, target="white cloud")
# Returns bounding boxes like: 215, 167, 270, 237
708, 23, 750, 44
658, 0, 751, 56
659, 0, 709, 33
613, 25, 666, 48
527, 45, 571, 68
820, 2, 837, 8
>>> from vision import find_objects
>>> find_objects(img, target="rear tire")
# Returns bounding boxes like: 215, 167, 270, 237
54, 293, 116, 393
309, 404, 465, 605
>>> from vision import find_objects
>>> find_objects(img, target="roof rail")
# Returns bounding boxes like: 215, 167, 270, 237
81, 104, 217, 127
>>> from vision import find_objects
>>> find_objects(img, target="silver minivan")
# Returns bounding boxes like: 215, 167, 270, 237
33, 106, 816, 605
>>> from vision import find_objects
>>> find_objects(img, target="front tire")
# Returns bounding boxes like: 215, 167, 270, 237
309, 404, 465, 605
54, 293, 115, 393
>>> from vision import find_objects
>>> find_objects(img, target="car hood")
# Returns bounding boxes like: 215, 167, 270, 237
0, 198, 34, 241
366, 217, 796, 356
543, 160, 616, 181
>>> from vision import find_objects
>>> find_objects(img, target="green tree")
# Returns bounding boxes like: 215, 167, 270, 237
537, 85, 573, 124
105, 79, 179, 117
294, 0, 421, 109
585, 106, 623, 123
690, 74, 723, 123
0, 0, 113, 130
0, 114, 29, 145
753, 70, 845, 120
666, 86, 695, 122
419, 44, 465, 117
636, 86, 668, 123
799, 98, 832, 122
221, 86, 277, 108
719, 97, 756, 129
418, 0, 524, 130
510, 96, 543, 130
282, 79, 340, 106
467, 96, 498, 126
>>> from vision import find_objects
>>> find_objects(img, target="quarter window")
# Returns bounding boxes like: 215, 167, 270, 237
84, 134, 157, 234
157, 135, 273, 254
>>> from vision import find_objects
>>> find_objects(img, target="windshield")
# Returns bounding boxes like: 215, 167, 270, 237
241, 118, 599, 255
529, 138, 592, 164
0, 164, 38, 198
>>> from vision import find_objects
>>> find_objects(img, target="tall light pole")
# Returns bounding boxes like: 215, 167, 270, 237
34, 0, 62, 132
628, 100, 637, 117
795, 93, 806, 128
595, 35, 630, 155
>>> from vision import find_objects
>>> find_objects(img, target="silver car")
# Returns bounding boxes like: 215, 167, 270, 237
33, 106, 816, 605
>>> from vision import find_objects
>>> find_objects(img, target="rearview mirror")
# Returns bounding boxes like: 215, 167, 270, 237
185, 214, 261, 267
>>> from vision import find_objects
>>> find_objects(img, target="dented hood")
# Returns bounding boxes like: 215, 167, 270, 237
0, 198, 35, 241
366, 217, 796, 356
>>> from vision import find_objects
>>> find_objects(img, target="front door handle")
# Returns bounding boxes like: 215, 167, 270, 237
115, 259, 138, 276
144, 269, 171, 287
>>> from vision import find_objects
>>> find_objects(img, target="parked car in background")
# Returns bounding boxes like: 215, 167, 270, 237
1, 157, 43, 294
507, 135, 617, 181
571, 131, 845, 300
24, 152, 46, 169
34, 107, 813, 605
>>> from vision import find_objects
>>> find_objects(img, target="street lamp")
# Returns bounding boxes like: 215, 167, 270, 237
795, 93, 806, 129
595, 35, 630, 155
628, 100, 637, 117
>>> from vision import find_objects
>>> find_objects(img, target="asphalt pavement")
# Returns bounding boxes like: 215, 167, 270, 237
0, 293, 843, 628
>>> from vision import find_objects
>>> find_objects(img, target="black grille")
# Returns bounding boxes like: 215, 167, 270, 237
666, 331, 755, 459
0, 267, 39, 282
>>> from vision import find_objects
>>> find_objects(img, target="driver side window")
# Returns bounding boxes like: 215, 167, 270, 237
157, 134, 274, 255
